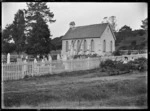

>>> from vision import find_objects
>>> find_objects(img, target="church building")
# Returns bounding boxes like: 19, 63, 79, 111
61, 22, 116, 58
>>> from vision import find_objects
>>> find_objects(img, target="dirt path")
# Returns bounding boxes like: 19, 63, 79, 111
3, 72, 147, 94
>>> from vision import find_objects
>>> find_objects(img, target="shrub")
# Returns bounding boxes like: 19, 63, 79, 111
100, 59, 134, 75
113, 50, 121, 56
100, 59, 116, 70
128, 50, 131, 55
134, 57, 147, 72
91, 54, 98, 57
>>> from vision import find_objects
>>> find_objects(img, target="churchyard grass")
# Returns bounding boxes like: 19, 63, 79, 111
3, 70, 147, 108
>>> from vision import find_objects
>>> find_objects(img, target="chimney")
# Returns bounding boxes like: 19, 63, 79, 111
69, 21, 75, 29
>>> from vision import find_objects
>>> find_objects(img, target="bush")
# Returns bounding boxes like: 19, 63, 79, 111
113, 50, 121, 56
128, 50, 131, 55
100, 57, 147, 76
134, 57, 147, 72
91, 53, 98, 57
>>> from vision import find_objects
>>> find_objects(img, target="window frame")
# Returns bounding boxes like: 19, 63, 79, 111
103, 40, 106, 52
66, 41, 68, 52
84, 40, 87, 52
110, 41, 113, 52
91, 39, 94, 52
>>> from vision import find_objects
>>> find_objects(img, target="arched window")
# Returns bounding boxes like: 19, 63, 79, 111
103, 40, 106, 52
84, 40, 87, 52
72, 40, 74, 49
77, 40, 80, 51
66, 41, 68, 52
91, 39, 94, 52
110, 41, 113, 52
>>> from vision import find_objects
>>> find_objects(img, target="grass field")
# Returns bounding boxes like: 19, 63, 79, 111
2, 69, 147, 109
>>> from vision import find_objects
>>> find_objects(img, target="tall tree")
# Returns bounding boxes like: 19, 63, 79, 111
26, 2, 55, 23
117, 25, 132, 41
25, 2, 55, 56
102, 16, 117, 32
119, 25, 132, 32
26, 12, 52, 56
141, 18, 147, 31
11, 9, 26, 54
2, 24, 16, 54
108, 16, 117, 32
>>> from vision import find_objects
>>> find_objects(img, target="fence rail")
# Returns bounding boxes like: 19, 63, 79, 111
2, 54, 147, 81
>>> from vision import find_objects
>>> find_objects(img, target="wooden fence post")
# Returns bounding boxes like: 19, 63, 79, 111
88, 57, 90, 69
22, 62, 25, 79
71, 59, 73, 71
49, 61, 52, 74
2, 62, 4, 81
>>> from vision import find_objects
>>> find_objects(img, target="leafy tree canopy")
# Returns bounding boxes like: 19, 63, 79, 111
25, 2, 55, 56
119, 25, 132, 32
141, 18, 147, 30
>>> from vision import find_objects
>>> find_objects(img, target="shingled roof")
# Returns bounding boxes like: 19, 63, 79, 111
62, 23, 111, 40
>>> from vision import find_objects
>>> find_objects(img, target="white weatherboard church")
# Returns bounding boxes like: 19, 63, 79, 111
61, 22, 116, 58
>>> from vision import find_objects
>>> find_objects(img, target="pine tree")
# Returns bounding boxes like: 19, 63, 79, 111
26, 12, 52, 56
25, 2, 55, 56
11, 9, 26, 54
2, 24, 15, 54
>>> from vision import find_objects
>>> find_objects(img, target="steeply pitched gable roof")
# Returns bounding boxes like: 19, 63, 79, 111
62, 23, 109, 40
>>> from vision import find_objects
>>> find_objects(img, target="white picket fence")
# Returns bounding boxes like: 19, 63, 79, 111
2, 54, 147, 81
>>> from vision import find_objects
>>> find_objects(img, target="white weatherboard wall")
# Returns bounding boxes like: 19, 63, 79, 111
61, 25, 115, 57
100, 25, 115, 53
62, 38, 102, 56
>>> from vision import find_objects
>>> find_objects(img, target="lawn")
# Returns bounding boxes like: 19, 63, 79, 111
2, 70, 147, 109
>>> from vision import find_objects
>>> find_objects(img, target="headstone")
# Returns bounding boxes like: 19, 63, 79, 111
41, 59, 44, 66
48, 54, 52, 61
57, 54, 60, 60
34, 58, 37, 63
7, 53, 10, 64
42, 58, 44, 62
63, 54, 67, 61
44, 57, 48, 62
37, 55, 40, 59
26, 56, 28, 59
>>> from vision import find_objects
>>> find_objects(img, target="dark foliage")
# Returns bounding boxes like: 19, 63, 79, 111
112, 50, 121, 56
25, 2, 55, 56
99, 57, 147, 75
73, 54, 98, 59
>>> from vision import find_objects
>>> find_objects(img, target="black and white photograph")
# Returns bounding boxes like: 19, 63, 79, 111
1, 2, 148, 109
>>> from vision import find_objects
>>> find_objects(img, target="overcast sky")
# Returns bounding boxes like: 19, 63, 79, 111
2, 2, 147, 38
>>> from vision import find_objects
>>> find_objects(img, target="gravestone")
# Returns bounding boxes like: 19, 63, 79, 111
41, 59, 44, 66
7, 53, 10, 64
57, 54, 61, 60
34, 58, 37, 63
25, 56, 28, 60
48, 54, 52, 61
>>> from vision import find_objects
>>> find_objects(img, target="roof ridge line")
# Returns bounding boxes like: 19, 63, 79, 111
75, 23, 108, 28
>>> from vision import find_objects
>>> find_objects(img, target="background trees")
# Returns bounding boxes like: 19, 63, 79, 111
25, 2, 55, 56
2, 9, 26, 55
102, 16, 117, 32
2, 2, 55, 56
141, 18, 147, 31
115, 18, 147, 50
11, 9, 26, 54
26, 13, 52, 56
2, 24, 15, 54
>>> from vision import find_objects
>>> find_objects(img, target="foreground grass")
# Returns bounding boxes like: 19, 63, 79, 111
3, 71, 147, 108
